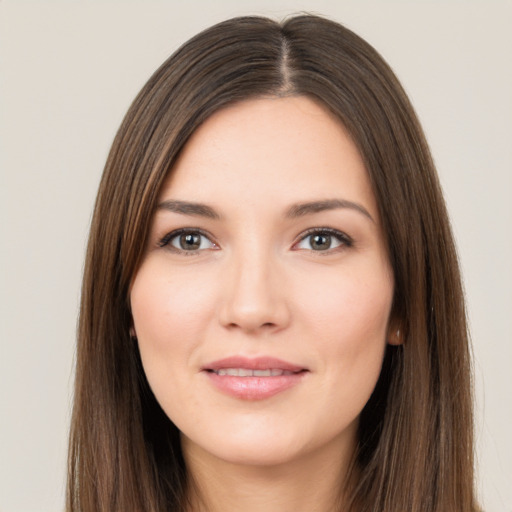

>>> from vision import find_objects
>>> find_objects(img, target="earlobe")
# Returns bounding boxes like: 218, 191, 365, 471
387, 326, 403, 345
387, 312, 404, 345
129, 326, 137, 340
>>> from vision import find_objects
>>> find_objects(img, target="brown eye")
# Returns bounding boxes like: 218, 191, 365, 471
179, 233, 201, 250
310, 234, 332, 251
160, 229, 217, 253
294, 228, 352, 252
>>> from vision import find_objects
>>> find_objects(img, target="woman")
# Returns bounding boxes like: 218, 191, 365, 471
67, 14, 478, 511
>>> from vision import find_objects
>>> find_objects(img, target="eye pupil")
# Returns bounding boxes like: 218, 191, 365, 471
180, 233, 201, 250
311, 234, 331, 250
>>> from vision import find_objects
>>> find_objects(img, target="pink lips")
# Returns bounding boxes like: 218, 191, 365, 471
202, 356, 308, 400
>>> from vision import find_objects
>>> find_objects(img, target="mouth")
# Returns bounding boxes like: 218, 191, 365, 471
202, 356, 308, 400
203, 356, 306, 373
209, 368, 298, 377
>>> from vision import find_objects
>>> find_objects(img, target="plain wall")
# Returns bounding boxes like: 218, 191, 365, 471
1, 1, 511, 510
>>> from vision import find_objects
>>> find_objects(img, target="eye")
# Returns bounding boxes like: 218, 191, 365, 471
293, 228, 352, 252
159, 229, 218, 253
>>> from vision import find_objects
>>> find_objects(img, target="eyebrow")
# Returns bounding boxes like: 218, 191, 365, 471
156, 199, 221, 220
285, 199, 374, 222
156, 198, 374, 223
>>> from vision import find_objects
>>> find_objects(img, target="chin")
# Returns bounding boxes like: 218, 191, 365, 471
180, 421, 310, 467
198, 440, 304, 467
180, 415, 356, 470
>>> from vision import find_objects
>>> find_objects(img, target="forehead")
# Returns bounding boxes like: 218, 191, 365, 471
160, 96, 378, 220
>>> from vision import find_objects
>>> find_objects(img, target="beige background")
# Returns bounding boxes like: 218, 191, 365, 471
1, 1, 511, 510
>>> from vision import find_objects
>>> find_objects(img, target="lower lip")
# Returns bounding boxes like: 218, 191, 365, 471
204, 371, 307, 400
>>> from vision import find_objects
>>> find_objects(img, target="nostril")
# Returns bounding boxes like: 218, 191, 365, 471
226, 321, 276, 331
218, 288, 291, 333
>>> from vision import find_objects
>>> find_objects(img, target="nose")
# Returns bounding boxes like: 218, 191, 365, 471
217, 248, 291, 334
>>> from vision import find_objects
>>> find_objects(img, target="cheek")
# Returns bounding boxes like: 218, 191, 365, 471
129, 263, 217, 400
130, 264, 217, 431
295, 261, 393, 394
297, 260, 393, 341
131, 263, 214, 347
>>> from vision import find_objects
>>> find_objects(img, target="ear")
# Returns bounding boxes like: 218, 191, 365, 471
388, 329, 402, 345
387, 316, 403, 346
129, 325, 137, 339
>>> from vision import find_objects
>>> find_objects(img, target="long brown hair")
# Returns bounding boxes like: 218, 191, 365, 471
67, 14, 477, 511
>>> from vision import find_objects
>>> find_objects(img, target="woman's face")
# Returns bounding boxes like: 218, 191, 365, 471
130, 96, 395, 468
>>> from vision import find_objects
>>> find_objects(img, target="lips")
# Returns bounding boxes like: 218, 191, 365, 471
213, 368, 295, 377
204, 356, 304, 372
202, 356, 308, 400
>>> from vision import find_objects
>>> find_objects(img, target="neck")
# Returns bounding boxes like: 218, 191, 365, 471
182, 433, 357, 512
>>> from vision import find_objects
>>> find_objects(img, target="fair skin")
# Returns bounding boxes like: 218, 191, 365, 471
130, 96, 397, 512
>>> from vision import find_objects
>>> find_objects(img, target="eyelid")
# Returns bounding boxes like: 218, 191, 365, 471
157, 226, 352, 254
158, 228, 219, 253
292, 227, 353, 252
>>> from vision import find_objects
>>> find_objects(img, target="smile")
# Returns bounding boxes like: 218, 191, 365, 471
202, 356, 308, 400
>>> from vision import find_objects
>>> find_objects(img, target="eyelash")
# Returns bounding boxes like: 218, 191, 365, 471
158, 228, 218, 255
293, 227, 353, 253
158, 227, 353, 254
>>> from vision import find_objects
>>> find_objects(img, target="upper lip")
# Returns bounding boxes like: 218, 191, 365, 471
202, 356, 306, 373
